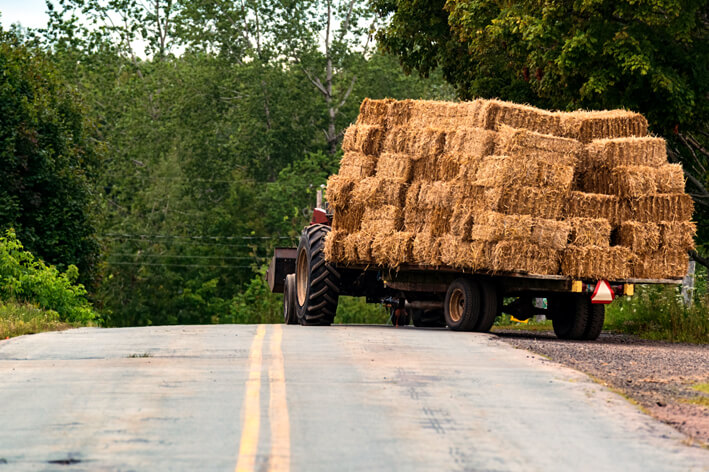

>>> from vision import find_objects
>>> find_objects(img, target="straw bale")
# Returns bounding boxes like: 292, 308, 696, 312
492, 241, 560, 275
417, 181, 453, 209
444, 128, 497, 158
618, 221, 660, 253
531, 218, 571, 250
631, 250, 689, 279
342, 232, 373, 264
475, 155, 574, 189
376, 152, 413, 181
351, 177, 408, 208
497, 186, 565, 219
337, 152, 378, 180
324, 230, 347, 263
411, 154, 440, 182
410, 128, 446, 158
438, 235, 494, 269
331, 206, 364, 233
478, 99, 564, 135
496, 125, 580, 165
658, 221, 696, 250
405, 206, 451, 235
449, 206, 476, 240
561, 246, 632, 280
325, 174, 356, 210
386, 99, 414, 127
584, 137, 667, 169
470, 211, 533, 242
437, 153, 466, 181
382, 126, 410, 154
412, 233, 443, 266
341, 124, 385, 155
564, 192, 622, 225
562, 110, 648, 143
610, 166, 659, 197
625, 194, 694, 223
356, 98, 394, 126
568, 217, 611, 247
371, 232, 414, 267
439, 234, 462, 267
405, 182, 421, 209
655, 164, 685, 194
361, 205, 403, 234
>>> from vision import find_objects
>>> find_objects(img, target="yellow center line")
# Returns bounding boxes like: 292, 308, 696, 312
235, 324, 266, 472
269, 324, 291, 472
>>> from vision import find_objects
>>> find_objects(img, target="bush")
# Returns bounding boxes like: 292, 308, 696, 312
0, 230, 98, 323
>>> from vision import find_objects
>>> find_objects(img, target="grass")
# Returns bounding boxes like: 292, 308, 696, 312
692, 383, 709, 394
492, 314, 553, 332
0, 302, 82, 339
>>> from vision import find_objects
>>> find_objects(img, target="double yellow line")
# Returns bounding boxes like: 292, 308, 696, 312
235, 325, 291, 472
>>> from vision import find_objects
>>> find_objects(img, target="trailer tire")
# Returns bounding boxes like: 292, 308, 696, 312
444, 278, 481, 331
283, 273, 298, 325
295, 224, 340, 326
582, 303, 605, 340
473, 280, 499, 333
550, 294, 589, 340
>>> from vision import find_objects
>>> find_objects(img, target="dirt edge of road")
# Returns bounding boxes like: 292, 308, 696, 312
493, 329, 709, 448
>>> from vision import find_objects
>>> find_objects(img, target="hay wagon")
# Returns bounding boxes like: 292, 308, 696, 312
267, 97, 695, 341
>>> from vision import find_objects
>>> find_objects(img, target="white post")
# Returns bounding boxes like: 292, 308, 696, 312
681, 260, 696, 306
316, 188, 323, 209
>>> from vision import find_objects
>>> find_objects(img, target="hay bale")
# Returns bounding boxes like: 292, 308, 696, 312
437, 153, 465, 181
497, 186, 565, 219
412, 233, 443, 266
411, 154, 441, 182
496, 125, 580, 165
478, 99, 563, 134
631, 250, 689, 279
568, 217, 611, 247
351, 177, 408, 208
439, 235, 494, 269
338, 152, 379, 180
564, 191, 622, 224
626, 194, 694, 223
382, 126, 410, 154
371, 232, 414, 267
561, 246, 632, 280
475, 155, 574, 189
410, 128, 447, 158
444, 128, 497, 158
331, 206, 364, 233
492, 241, 560, 275
417, 181, 453, 209
361, 205, 403, 234
655, 164, 685, 193
324, 230, 347, 263
584, 137, 667, 169
342, 232, 373, 264
658, 221, 696, 250
386, 99, 414, 127
449, 206, 476, 240
376, 152, 413, 181
562, 110, 649, 143
618, 221, 661, 253
325, 174, 356, 210
610, 166, 659, 197
470, 212, 533, 242
356, 98, 394, 126
531, 218, 571, 250
341, 124, 385, 155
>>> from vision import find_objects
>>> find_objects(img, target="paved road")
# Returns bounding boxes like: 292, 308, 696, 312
0, 325, 707, 472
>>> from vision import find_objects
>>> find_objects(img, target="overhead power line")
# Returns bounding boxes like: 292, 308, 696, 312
109, 253, 266, 260
105, 261, 256, 268
100, 233, 294, 240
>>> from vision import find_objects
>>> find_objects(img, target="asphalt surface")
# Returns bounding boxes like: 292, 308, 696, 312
0, 325, 707, 472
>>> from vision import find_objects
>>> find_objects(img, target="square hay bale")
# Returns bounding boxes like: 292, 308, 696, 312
351, 177, 408, 208
496, 125, 581, 165
324, 230, 347, 263
625, 194, 694, 223
439, 234, 462, 267
470, 211, 533, 242
561, 110, 649, 143
451, 240, 495, 270
444, 128, 497, 158
331, 206, 364, 233
584, 137, 667, 169
478, 99, 564, 135
338, 152, 379, 180
568, 217, 611, 247
405, 181, 422, 208
325, 174, 357, 210
412, 233, 443, 266
655, 164, 685, 193
376, 152, 413, 181
356, 98, 394, 126
341, 124, 385, 155
417, 181, 453, 209
371, 232, 414, 267
561, 246, 632, 280
382, 126, 410, 154
410, 128, 447, 158
497, 187, 565, 219
450, 206, 476, 240
475, 156, 574, 189
610, 166, 659, 197
618, 221, 660, 253
342, 232, 373, 264
631, 250, 689, 279
421, 208, 453, 236
564, 191, 622, 225
386, 99, 414, 127
361, 205, 403, 234
531, 218, 571, 250
658, 221, 696, 250
437, 153, 466, 181
491, 241, 560, 275
411, 154, 440, 182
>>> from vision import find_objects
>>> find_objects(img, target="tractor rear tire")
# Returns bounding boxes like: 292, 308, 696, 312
295, 224, 341, 326
444, 278, 481, 331
283, 273, 298, 325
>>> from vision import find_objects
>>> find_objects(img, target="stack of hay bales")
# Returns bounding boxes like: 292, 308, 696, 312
324, 98, 695, 280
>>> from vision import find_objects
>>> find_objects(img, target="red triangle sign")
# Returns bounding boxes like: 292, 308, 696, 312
591, 280, 614, 304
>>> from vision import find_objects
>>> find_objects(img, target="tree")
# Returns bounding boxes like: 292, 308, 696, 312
0, 29, 101, 285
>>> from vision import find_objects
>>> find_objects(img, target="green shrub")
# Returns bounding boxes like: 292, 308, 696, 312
0, 230, 98, 323
227, 267, 283, 324
336, 297, 389, 324
0, 302, 77, 338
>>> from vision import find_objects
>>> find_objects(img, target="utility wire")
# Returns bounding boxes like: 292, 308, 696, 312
109, 253, 266, 260
100, 233, 294, 240
105, 261, 256, 268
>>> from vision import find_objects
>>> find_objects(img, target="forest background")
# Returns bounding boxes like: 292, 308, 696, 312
0, 0, 707, 329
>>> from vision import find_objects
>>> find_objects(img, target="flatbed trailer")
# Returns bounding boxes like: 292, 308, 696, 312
267, 211, 682, 341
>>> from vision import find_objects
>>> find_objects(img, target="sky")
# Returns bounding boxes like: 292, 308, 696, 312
0, 0, 50, 30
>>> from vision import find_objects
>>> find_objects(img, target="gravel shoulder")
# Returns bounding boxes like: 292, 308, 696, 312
493, 329, 709, 447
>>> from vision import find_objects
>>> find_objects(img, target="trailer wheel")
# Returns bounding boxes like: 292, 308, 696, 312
550, 294, 589, 340
473, 280, 499, 333
295, 224, 340, 325
412, 309, 446, 328
444, 278, 481, 331
582, 303, 605, 340
283, 274, 298, 325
